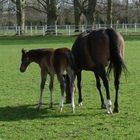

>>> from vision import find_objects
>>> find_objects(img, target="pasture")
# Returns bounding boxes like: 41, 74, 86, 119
0, 35, 140, 140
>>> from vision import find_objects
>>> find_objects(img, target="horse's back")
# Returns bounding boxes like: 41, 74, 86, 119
87, 29, 110, 65
72, 29, 110, 70
53, 48, 71, 74
39, 48, 55, 72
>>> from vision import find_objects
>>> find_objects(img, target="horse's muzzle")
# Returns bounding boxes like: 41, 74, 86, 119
20, 66, 26, 72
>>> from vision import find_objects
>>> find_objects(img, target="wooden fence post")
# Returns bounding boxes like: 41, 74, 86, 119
55, 25, 58, 36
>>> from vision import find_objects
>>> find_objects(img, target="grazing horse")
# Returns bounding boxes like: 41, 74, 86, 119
20, 48, 75, 112
65, 28, 127, 114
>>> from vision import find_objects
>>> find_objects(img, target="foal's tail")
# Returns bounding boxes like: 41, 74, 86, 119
106, 28, 127, 79
66, 51, 77, 71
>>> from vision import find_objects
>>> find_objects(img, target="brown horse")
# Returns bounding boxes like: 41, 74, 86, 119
65, 28, 127, 114
20, 48, 75, 112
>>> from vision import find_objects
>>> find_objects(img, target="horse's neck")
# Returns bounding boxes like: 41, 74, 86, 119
29, 52, 42, 64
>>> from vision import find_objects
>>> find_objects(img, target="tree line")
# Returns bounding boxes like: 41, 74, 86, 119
0, 0, 140, 34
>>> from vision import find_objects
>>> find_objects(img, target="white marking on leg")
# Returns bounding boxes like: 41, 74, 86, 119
37, 89, 43, 110
106, 99, 112, 114
71, 85, 75, 113
78, 102, 83, 107
67, 67, 75, 113
60, 95, 64, 112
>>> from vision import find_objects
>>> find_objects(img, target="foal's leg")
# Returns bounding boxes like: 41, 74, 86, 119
77, 71, 83, 106
37, 70, 47, 111
49, 74, 54, 108
57, 74, 65, 112
94, 72, 106, 109
95, 65, 112, 114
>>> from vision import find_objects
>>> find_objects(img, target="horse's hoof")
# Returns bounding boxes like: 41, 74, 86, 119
71, 105, 75, 113
66, 101, 71, 104
101, 104, 106, 109
60, 107, 63, 112
37, 107, 40, 112
113, 108, 119, 113
72, 108, 75, 113
37, 103, 42, 111
50, 103, 53, 108
107, 109, 113, 114
106, 106, 113, 114
78, 102, 83, 107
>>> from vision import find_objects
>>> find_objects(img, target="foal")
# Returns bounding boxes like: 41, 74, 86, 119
20, 48, 75, 112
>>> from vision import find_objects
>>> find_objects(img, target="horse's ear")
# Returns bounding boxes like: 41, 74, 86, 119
22, 49, 27, 54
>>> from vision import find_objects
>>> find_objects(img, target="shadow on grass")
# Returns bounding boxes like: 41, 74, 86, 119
0, 104, 104, 121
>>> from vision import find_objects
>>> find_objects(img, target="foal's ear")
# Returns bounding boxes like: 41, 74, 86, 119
22, 49, 27, 54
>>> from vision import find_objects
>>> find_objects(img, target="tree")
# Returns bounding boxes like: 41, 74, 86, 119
107, 0, 112, 27
46, 0, 57, 33
30, 0, 57, 34
11, 0, 26, 34
73, 0, 81, 32
83, 0, 97, 26
125, 0, 129, 23
73, 0, 97, 30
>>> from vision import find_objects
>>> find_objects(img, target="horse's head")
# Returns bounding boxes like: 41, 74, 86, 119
20, 49, 30, 72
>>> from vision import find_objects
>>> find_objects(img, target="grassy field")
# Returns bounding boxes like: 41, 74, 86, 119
0, 35, 140, 140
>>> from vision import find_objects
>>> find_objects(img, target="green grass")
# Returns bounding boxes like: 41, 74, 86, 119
0, 35, 140, 140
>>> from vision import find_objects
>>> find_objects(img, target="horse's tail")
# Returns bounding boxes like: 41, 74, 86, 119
66, 51, 77, 71
106, 28, 127, 79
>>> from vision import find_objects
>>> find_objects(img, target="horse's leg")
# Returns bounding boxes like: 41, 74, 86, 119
94, 72, 106, 109
68, 69, 75, 113
49, 74, 54, 108
77, 71, 83, 106
95, 65, 112, 114
71, 82, 75, 113
64, 74, 71, 104
113, 73, 120, 113
57, 73, 65, 112
37, 70, 47, 111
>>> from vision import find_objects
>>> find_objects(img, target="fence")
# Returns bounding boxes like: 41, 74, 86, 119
0, 24, 140, 36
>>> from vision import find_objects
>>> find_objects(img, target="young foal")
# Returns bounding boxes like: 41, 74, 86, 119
20, 48, 75, 112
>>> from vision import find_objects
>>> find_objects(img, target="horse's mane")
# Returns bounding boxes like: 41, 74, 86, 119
28, 48, 53, 54
28, 48, 51, 53
26, 48, 54, 59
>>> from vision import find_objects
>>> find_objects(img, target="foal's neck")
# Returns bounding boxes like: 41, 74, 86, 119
28, 50, 43, 64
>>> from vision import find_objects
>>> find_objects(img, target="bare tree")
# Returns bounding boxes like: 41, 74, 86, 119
29, 0, 57, 34
74, 0, 81, 32
0, 0, 9, 11
125, 0, 129, 23
11, 0, 26, 34
47, 0, 57, 31
107, 0, 112, 27
83, 0, 97, 26
73, 0, 97, 30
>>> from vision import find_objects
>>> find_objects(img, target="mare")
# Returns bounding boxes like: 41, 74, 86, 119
20, 48, 75, 112
66, 28, 127, 114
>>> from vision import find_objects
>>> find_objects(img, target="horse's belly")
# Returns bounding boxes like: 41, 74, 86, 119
78, 59, 95, 71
